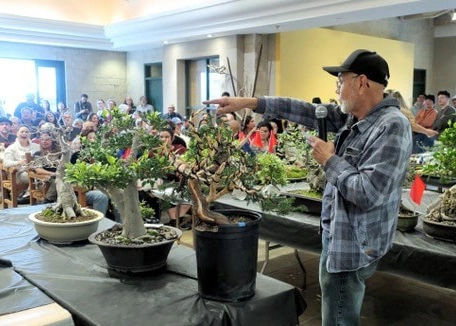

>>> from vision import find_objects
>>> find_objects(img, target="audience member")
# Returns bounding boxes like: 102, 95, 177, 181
10, 117, 21, 135
0, 117, 16, 148
411, 93, 425, 117
3, 125, 40, 201
20, 107, 35, 127
163, 104, 183, 120
385, 90, 438, 154
432, 90, 456, 135
136, 96, 154, 114
412, 94, 437, 153
14, 93, 43, 119
74, 94, 93, 121
123, 96, 136, 114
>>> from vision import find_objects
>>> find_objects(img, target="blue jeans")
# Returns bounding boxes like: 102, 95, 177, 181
86, 190, 109, 216
319, 233, 378, 326
412, 133, 434, 154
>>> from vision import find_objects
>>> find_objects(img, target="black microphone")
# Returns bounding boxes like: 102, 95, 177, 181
315, 105, 328, 142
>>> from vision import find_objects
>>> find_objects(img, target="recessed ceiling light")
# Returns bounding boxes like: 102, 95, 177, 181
207, 34, 213, 38
163, 40, 169, 44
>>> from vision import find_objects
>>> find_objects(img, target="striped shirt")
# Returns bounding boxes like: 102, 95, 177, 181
257, 96, 412, 272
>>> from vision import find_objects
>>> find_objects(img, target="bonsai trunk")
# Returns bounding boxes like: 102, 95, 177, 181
105, 180, 146, 239
52, 135, 83, 219
188, 179, 229, 225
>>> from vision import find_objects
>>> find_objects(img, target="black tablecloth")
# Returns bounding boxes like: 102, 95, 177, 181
0, 206, 305, 326
216, 188, 456, 290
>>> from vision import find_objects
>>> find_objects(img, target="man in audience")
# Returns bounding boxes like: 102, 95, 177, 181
413, 94, 438, 153
0, 117, 16, 148
452, 95, 456, 108
74, 94, 93, 121
14, 93, 43, 119
163, 104, 183, 120
411, 93, 425, 117
433, 90, 456, 135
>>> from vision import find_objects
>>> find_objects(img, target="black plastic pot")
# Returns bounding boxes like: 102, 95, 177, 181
195, 209, 261, 302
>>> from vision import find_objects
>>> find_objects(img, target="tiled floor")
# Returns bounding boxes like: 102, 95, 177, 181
180, 230, 456, 326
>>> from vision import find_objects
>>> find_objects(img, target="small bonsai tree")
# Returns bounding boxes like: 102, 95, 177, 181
29, 123, 89, 220
176, 111, 289, 227
65, 109, 173, 239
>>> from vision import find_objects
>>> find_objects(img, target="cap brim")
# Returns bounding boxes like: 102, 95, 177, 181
322, 65, 351, 77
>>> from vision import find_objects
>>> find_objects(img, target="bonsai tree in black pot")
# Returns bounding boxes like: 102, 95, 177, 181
176, 112, 289, 301
65, 109, 181, 273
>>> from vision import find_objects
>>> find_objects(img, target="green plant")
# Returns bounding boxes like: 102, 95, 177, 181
177, 112, 289, 225
422, 121, 456, 182
65, 109, 173, 239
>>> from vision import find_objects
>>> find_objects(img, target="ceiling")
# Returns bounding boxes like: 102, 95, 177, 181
0, 0, 456, 51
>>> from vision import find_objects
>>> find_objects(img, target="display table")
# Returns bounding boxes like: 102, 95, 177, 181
0, 206, 305, 326
215, 186, 456, 290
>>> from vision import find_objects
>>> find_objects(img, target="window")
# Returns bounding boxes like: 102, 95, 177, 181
0, 58, 65, 116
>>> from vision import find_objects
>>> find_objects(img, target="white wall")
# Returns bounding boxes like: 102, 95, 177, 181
329, 18, 435, 96
0, 41, 127, 112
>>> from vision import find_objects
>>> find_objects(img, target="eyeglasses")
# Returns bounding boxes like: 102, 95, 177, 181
336, 74, 360, 89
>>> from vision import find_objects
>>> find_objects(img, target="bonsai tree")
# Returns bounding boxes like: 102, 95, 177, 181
176, 111, 289, 226
421, 121, 456, 182
65, 109, 174, 239
29, 123, 91, 220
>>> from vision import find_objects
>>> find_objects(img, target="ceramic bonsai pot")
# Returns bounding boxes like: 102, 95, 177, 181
29, 208, 104, 244
89, 225, 182, 273
422, 217, 456, 243
397, 214, 419, 232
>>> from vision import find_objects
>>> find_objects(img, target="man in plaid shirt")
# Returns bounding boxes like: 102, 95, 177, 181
205, 49, 412, 325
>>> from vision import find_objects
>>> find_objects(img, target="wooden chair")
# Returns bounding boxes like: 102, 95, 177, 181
1, 163, 27, 208
28, 171, 51, 205
73, 186, 87, 207
28, 170, 88, 207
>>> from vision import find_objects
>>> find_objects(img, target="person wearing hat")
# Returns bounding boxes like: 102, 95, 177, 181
169, 118, 189, 147
203, 49, 412, 325
0, 116, 16, 148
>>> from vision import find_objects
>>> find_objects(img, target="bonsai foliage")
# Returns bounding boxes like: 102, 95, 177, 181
176, 112, 288, 226
422, 121, 456, 182
65, 109, 173, 239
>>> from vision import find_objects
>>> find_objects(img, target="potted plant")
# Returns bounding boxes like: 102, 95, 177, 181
28, 123, 104, 244
421, 121, 456, 186
65, 109, 182, 273
396, 204, 419, 232
422, 184, 456, 241
276, 126, 325, 215
175, 112, 289, 301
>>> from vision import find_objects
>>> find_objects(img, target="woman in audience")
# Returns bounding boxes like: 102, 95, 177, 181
251, 120, 276, 153
3, 125, 40, 201
385, 90, 439, 154
123, 96, 136, 114
45, 112, 59, 126
87, 112, 102, 128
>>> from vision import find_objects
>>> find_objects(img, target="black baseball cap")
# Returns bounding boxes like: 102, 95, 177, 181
0, 117, 12, 125
323, 49, 390, 87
